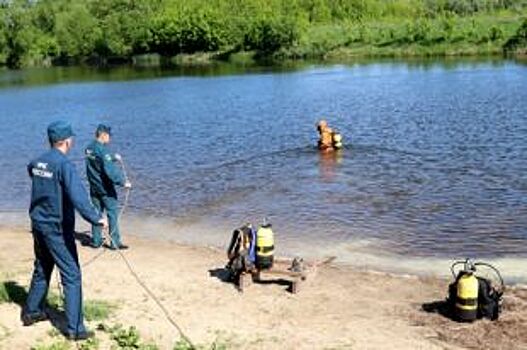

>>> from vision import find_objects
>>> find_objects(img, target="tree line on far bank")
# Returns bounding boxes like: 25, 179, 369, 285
1, 0, 527, 69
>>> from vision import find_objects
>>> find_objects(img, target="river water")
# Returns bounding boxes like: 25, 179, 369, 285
1, 59, 526, 280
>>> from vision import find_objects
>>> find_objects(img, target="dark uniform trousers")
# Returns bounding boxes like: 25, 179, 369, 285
91, 195, 120, 247
25, 228, 85, 335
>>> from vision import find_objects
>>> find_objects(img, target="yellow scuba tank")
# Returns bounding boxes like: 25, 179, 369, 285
454, 260, 479, 321
449, 259, 505, 322
332, 131, 343, 149
256, 220, 274, 269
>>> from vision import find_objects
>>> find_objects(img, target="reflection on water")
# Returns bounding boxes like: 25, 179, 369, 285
1, 58, 526, 267
0, 62, 303, 89
1, 57, 525, 90
318, 150, 343, 182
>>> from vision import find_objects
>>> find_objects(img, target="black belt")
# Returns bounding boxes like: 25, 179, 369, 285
456, 297, 477, 306
257, 245, 274, 253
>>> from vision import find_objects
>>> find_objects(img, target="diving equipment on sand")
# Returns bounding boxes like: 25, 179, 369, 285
448, 259, 503, 321
224, 222, 311, 294
226, 224, 256, 278
256, 219, 274, 269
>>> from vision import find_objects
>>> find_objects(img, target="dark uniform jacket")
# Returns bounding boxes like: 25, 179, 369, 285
85, 140, 125, 198
28, 148, 101, 234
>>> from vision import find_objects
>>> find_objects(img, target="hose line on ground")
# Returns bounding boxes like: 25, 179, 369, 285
79, 158, 196, 349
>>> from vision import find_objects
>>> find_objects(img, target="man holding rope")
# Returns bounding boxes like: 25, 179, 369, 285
23, 121, 107, 340
85, 124, 131, 250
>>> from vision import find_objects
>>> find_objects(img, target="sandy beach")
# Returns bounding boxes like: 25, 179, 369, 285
0, 226, 526, 350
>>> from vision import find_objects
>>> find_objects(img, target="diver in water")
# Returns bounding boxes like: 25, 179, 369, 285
317, 120, 343, 151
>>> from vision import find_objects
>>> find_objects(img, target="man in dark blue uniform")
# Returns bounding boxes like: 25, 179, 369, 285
23, 121, 107, 340
85, 124, 131, 250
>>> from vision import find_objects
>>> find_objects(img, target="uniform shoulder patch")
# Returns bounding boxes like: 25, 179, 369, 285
85, 148, 97, 160
32, 162, 53, 179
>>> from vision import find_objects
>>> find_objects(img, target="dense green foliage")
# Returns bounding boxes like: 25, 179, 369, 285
504, 18, 527, 53
0, 0, 526, 68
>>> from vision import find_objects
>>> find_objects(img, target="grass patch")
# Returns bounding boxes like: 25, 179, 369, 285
173, 331, 232, 350
46, 328, 61, 338
46, 292, 116, 321
29, 319, 235, 350
173, 340, 195, 350
31, 338, 99, 350
98, 323, 159, 350
173, 339, 229, 350
96, 323, 231, 350
84, 300, 116, 322
0, 282, 115, 320
31, 340, 71, 350
78, 337, 100, 350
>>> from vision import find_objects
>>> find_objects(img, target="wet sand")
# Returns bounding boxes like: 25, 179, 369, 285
0, 226, 526, 350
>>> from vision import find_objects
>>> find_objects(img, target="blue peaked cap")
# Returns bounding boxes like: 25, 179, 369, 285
47, 121, 75, 143
96, 123, 112, 136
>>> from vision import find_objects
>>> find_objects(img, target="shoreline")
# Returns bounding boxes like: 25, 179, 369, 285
4, 207, 527, 285
1, 49, 525, 71
1, 225, 526, 349
2, 212, 527, 286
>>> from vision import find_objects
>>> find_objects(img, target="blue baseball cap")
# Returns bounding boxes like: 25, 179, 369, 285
96, 123, 112, 136
47, 121, 75, 143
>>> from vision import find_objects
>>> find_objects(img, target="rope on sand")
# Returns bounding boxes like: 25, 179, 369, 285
78, 158, 197, 349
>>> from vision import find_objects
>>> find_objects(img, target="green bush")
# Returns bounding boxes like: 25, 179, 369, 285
150, 7, 228, 56
0, 0, 527, 68
504, 18, 527, 52
54, 4, 101, 58
243, 16, 300, 54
